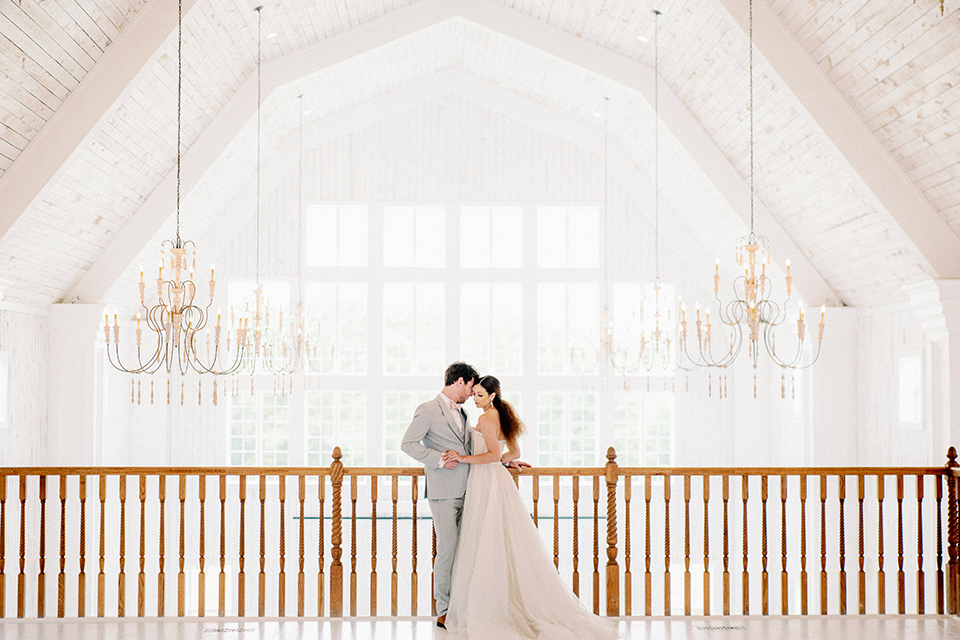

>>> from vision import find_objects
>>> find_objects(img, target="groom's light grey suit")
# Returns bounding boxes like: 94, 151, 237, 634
401, 396, 472, 616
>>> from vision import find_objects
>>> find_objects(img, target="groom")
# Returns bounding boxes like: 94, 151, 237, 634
400, 361, 478, 630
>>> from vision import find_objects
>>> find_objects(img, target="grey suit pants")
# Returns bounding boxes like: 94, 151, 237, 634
429, 496, 464, 616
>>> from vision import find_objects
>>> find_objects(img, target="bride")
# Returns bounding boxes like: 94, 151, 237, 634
441, 375, 618, 639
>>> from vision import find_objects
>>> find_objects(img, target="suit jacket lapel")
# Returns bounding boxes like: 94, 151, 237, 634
437, 397, 465, 445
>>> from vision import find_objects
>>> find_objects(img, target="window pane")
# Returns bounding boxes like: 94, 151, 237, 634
384, 283, 444, 374
567, 206, 599, 268
491, 207, 522, 268
462, 283, 522, 375
537, 392, 597, 467
537, 207, 565, 268
305, 205, 338, 267
384, 391, 435, 466
643, 392, 674, 466
384, 207, 413, 267
415, 207, 445, 267
305, 282, 367, 374
537, 283, 599, 375
460, 207, 491, 267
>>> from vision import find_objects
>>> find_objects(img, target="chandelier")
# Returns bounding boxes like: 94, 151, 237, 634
678, 0, 824, 395
105, 0, 245, 405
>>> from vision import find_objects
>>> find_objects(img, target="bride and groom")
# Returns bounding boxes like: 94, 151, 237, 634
401, 362, 617, 639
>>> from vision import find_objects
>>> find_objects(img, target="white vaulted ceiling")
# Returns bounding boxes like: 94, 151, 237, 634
1, 0, 959, 309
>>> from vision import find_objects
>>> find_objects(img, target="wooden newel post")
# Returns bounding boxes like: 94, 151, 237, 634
946, 447, 959, 615
330, 447, 344, 617
605, 447, 620, 616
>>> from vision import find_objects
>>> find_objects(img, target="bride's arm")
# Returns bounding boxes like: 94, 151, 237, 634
445, 418, 501, 465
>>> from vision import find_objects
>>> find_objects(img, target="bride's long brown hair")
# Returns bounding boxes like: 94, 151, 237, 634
477, 375, 524, 448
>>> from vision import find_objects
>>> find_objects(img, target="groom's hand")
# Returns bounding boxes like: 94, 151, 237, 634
441, 450, 460, 469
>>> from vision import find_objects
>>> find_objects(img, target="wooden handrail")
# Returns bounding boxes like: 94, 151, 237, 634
0, 449, 957, 619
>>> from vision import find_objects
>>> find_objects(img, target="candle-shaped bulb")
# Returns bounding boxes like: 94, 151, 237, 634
715, 258, 720, 276
820, 304, 825, 324
785, 259, 791, 275
210, 263, 215, 280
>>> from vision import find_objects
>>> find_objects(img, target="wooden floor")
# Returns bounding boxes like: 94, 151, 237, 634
1, 616, 960, 639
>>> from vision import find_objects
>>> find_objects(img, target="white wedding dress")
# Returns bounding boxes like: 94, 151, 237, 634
445, 429, 618, 639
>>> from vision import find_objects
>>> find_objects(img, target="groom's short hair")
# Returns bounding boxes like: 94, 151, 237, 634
444, 361, 478, 386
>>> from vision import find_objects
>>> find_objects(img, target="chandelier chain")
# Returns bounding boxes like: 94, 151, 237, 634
255, 5, 263, 288
603, 95, 610, 303
297, 94, 304, 306
653, 8, 660, 282
176, 0, 182, 242
749, 0, 755, 237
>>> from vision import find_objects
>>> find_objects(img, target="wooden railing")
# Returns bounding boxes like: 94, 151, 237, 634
1, 447, 959, 619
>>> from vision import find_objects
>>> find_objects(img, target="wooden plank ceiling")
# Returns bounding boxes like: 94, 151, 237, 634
0, 0, 957, 309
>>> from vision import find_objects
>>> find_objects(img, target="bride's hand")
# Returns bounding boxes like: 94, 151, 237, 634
442, 450, 464, 465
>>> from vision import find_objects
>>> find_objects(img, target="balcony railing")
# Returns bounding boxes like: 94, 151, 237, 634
2, 447, 959, 619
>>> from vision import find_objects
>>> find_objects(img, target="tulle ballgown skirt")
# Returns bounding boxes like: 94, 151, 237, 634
445, 461, 618, 639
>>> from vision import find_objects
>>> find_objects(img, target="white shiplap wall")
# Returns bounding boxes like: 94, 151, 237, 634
0, 309, 46, 465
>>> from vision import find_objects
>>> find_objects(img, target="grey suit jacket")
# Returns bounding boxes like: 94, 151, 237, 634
400, 396, 472, 500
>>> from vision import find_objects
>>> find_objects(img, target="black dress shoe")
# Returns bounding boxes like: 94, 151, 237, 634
437, 614, 447, 629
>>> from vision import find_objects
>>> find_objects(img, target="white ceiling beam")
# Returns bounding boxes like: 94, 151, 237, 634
717, 0, 960, 280
70, 0, 838, 306
0, 0, 201, 244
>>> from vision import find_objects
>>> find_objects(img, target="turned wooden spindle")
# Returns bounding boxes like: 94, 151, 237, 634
838, 475, 847, 615
318, 472, 326, 616
858, 475, 865, 615
703, 475, 711, 616
137, 475, 146, 617
937, 472, 944, 614
298, 475, 306, 617
278, 475, 285, 617
897, 474, 905, 614
17, 475, 26, 619
177, 475, 185, 617
411, 476, 419, 616
158, 475, 166, 617
644, 474, 654, 615
780, 475, 788, 615
97, 475, 105, 617
878, 474, 886, 614
117, 475, 125, 618
741, 475, 749, 615
621, 476, 629, 612
917, 474, 926, 614
684, 475, 691, 616
258, 475, 266, 617
238, 474, 246, 617
605, 448, 619, 617
350, 475, 358, 616
721, 475, 730, 616
592, 474, 600, 615
532, 476, 540, 527
761, 475, 768, 616
799, 475, 808, 615
664, 473, 672, 616
820, 474, 827, 615
78, 475, 86, 618
431, 525, 437, 617
390, 474, 398, 616
572, 475, 581, 598
199, 476, 207, 617
0, 475, 6, 619
218, 475, 226, 617
553, 475, 560, 571
369, 476, 378, 616
58, 475, 67, 618
37, 475, 47, 618
330, 449, 344, 617
947, 447, 959, 615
